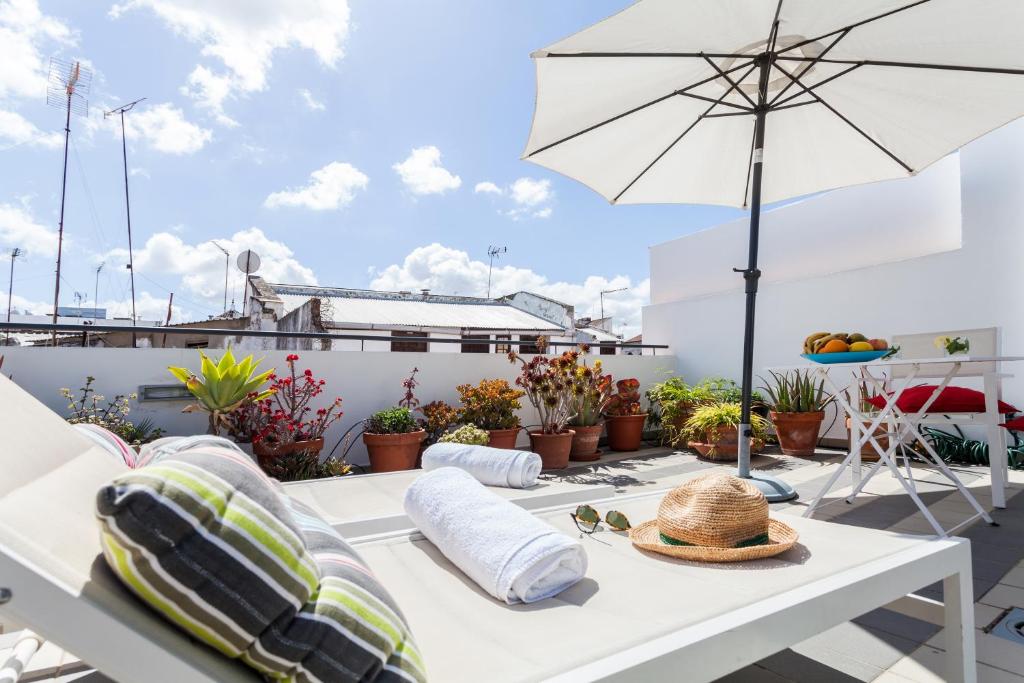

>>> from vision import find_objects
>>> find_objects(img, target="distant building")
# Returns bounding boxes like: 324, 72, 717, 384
574, 316, 623, 355
244, 277, 582, 353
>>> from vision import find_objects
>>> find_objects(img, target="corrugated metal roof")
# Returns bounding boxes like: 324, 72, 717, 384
279, 293, 564, 331
577, 326, 621, 343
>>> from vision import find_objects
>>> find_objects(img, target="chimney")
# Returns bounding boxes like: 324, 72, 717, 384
421, 288, 430, 296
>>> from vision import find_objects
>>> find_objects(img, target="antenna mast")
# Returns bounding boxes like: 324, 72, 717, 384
46, 57, 92, 345
210, 241, 229, 314
93, 261, 104, 316
599, 287, 628, 320
6, 248, 23, 345
486, 245, 507, 298
105, 97, 145, 347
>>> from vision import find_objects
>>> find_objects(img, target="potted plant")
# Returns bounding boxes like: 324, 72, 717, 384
438, 424, 490, 446
843, 370, 888, 462
646, 377, 714, 448
421, 400, 460, 446
456, 378, 525, 448
683, 402, 768, 461
169, 347, 275, 435
760, 370, 833, 457
509, 350, 576, 469
362, 407, 425, 472
249, 354, 344, 471
603, 378, 647, 452
567, 354, 611, 460
61, 376, 165, 446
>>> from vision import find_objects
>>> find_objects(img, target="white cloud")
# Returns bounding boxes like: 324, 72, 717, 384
510, 177, 553, 207
111, 1, 351, 124
264, 161, 368, 210
392, 145, 462, 196
181, 65, 237, 127
532, 207, 553, 219
298, 88, 325, 111
102, 227, 318, 317
129, 167, 150, 178
122, 102, 212, 154
0, 109, 62, 149
474, 181, 502, 195
0, 201, 58, 257
0, 0, 75, 100
369, 243, 649, 336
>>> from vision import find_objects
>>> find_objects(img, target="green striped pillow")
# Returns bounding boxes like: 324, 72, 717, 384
96, 445, 425, 681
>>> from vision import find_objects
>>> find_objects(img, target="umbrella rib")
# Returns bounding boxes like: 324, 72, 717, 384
768, 29, 850, 108
679, 91, 752, 111
773, 61, 913, 173
702, 54, 757, 108
742, 121, 757, 208
526, 59, 756, 158
775, 56, 1024, 77
767, 0, 784, 54
612, 63, 759, 203
775, 0, 933, 57
541, 52, 753, 59
772, 63, 863, 109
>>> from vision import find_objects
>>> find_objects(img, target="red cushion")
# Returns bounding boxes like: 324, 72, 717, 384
865, 385, 1017, 414
1003, 416, 1024, 431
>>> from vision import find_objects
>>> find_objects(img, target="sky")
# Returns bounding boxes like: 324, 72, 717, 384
0, 0, 753, 337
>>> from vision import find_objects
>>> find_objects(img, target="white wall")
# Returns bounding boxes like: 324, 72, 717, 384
0, 348, 677, 467
644, 119, 1024, 439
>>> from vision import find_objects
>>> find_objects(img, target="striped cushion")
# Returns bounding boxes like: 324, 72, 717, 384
73, 423, 137, 468
136, 434, 251, 468
96, 445, 425, 681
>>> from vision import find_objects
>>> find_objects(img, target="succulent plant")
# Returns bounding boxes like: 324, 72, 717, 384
169, 347, 275, 435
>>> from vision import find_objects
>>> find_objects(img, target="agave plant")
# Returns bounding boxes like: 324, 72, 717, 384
759, 370, 833, 414
169, 348, 275, 435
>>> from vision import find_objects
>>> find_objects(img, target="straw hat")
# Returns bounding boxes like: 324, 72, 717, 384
629, 473, 798, 562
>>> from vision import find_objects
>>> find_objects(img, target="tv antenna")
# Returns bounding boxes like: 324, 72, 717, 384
46, 57, 92, 344
599, 287, 628, 320
237, 250, 261, 315
93, 262, 104, 315
6, 248, 23, 345
486, 245, 507, 298
210, 241, 230, 314
105, 97, 145, 347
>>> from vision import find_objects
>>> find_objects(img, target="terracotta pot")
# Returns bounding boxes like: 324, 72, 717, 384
770, 411, 825, 457
252, 438, 324, 471
528, 430, 575, 470
362, 430, 425, 473
845, 416, 885, 462
486, 427, 520, 449
606, 414, 647, 452
689, 424, 743, 461
663, 408, 693, 448
569, 423, 603, 461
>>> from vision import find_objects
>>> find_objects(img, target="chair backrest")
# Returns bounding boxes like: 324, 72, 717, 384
890, 326, 999, 378
0, 375, 257, 682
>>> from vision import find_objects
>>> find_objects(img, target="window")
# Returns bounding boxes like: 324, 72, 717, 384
494, 335, 511, 354
391, 330, 428, 352
518, 334, 539, 354
461, 334, 490, 354
599, 343, 617, 356
185, 339, 209, 349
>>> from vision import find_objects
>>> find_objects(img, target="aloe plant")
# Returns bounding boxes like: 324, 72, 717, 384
169, 348, 275, 435
759, 370, 833, 413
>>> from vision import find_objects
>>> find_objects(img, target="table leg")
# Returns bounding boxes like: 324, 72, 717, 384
983, 373, 1007, 509
943, 562, 977, 683
850, 417, 862, 488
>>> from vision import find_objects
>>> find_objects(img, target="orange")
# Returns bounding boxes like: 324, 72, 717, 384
820, 339, 850, 353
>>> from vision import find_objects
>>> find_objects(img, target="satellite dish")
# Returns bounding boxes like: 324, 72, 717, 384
236, 250, 261, 274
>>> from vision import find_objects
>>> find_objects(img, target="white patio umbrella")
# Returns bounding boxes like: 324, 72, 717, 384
523, 0, 1024, 501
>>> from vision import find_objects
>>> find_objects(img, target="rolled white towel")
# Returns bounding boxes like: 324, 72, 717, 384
421, 442, 542, 488
138, 434, 248, 466
404, 467, 587, 604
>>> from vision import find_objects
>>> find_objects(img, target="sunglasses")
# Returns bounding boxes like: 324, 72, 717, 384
571, 504, 631, 534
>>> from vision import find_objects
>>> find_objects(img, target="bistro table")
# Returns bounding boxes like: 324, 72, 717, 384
769, 356, 1023, 537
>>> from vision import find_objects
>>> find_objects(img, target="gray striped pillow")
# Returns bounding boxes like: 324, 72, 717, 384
96, 445, 425, 682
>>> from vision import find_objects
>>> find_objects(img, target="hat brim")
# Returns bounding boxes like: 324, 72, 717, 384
629, 518, 799, 563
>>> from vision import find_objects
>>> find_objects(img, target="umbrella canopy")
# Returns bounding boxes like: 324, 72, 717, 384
523, 0, 1024, 500
524, 0, 1024, 207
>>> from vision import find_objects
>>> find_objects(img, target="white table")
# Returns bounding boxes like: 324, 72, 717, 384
353, 491, 977, 682
772, 356, 1022, 536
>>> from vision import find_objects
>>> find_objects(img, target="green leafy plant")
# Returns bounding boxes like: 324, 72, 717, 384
935, 336, 970, 356
602, 378, 643, 417
683, 402, 768, 443
438, 424, 490, 446
456, 379, 524, 430
760, 370, 833, 413
364, 407, 420, 435
261, 451, 352, 482
169, 347, 275, 435
60, 377, 164, 446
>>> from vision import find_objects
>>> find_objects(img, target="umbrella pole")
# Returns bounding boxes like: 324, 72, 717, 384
736, 53, 797, 502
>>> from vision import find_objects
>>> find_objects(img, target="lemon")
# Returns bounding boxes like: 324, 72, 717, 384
849, 341, 874, 352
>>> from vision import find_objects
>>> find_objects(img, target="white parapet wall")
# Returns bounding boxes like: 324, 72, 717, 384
645, 118, 1024, 440
0, 348, 677, 466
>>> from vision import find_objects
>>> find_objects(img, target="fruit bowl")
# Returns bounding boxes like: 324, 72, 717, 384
801, 350, 889, 365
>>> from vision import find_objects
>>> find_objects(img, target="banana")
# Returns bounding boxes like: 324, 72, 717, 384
803, 332, 830, 354
812, 333, 844, 353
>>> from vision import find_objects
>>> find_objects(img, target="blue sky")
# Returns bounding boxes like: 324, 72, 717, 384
0, 0, 750, 334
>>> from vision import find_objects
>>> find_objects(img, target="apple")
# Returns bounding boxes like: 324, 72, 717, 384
868, 339, 888, 351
